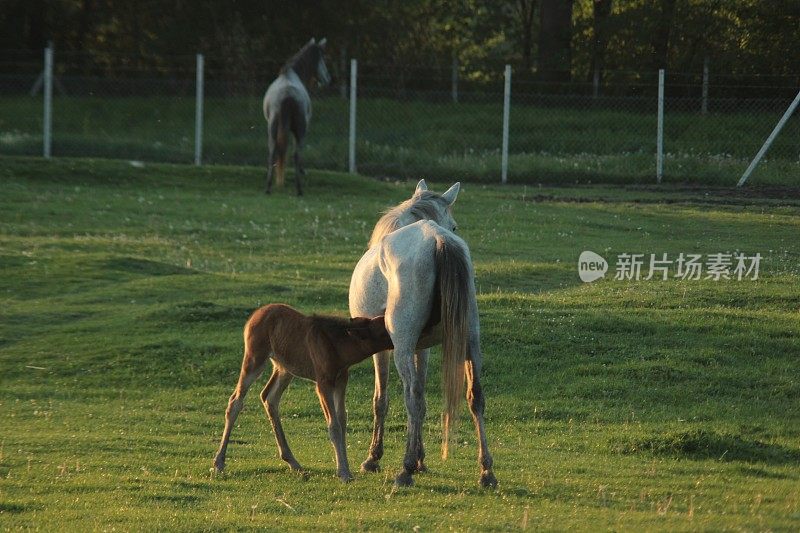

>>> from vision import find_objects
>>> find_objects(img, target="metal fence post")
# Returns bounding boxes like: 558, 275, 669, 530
501, 64, 511, 184
348, 59, 357, 174
737, 88, 800, 187
656, 69, 665, 183
451, 57, 459, 103
701, 57, 709, 115
194, 53, 204, 166
43, 46, 53, 158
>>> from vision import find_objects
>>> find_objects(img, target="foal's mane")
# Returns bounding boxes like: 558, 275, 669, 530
368, 191, 449, 248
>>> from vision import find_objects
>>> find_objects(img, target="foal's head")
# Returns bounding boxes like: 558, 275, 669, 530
345, 316, 393, 353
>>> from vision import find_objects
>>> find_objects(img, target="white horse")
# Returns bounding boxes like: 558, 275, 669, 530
349, 180, 497, 488
263, 38, 331, 195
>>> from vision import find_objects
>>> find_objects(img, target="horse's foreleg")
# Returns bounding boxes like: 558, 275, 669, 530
361, 350, 391, 473
213, 357, 267, 472
260, 367, 301, 471
413, 349, 430, 473
316, 379, 352, 482
466, 337, 497, 488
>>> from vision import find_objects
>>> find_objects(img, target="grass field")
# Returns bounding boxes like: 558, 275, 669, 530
1, 156, 799, 530
1, 93, 798, 186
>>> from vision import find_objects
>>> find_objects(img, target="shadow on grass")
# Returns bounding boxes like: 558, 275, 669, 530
100, 257, 198, 277
611, 428, 800, 466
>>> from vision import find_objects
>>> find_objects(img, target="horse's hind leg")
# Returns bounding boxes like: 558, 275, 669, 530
393, 340, 427, 487
291, 122, 307, 196
466, 334, 497, 488
213, 354, 267, 472
412, 349, 430, 473
360, 350, 391, 473
260, 366, 301, 471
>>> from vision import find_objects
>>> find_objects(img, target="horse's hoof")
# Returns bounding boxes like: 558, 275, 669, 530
265, 189, 272, 195
394, 471, 414, 487
338, 472, 354, 483
415, 461, 428, 474
212, 458, 225, 473
479, 471, 498, 488
360, 459, 381, 473
288, 462, 304, 472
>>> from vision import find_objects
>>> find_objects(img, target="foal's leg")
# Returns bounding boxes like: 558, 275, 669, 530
260, 367, 302, 471
316, 378, 352, 482
466, 331, 497, 488
360, 350, 391, 473
213, 358, 267, 472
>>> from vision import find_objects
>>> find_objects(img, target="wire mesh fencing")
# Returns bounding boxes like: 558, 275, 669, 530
1, 49, 797, 187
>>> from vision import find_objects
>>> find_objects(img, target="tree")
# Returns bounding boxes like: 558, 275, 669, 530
588, 0, 612, 83
537, 0, 574, 82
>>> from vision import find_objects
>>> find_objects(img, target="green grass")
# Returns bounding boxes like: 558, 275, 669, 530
1, 155, 799, 530
1, 94, 798, 186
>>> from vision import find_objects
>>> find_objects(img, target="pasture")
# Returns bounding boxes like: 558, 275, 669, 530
1, 156, 799, 530
1, 94, 798, 186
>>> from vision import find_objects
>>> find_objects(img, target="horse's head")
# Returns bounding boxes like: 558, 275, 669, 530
368, 179, 462, 247
411, 179, 460, 233
308, 37, 331, 87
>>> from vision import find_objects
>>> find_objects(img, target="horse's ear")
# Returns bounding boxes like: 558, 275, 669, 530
308, 37, 316, 45
318, 38, 327, 48
441, 182, 461, 205
415, 179, 428, 195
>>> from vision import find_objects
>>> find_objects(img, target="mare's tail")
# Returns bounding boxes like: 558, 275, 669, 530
433, 233, 471, 460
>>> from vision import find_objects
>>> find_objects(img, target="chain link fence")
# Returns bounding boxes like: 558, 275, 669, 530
1, 49, 798, 186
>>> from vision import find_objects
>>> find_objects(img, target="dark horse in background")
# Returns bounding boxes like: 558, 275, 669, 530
263, 38, 331, 196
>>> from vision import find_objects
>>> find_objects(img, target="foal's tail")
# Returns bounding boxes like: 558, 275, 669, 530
434, 233, 471, 460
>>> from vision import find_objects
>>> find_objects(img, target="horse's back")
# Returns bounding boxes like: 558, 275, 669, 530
263, 70, 311, 123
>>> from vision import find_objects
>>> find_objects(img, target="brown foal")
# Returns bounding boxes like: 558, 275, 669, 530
213, 303, 393, 482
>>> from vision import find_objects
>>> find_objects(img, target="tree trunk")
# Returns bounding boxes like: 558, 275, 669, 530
537, 0, 574, 83
517, 0, 537, 73
650, 0, 676, 71
588, 0, 612, 84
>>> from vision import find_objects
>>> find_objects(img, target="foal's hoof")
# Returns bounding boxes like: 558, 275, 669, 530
360, 459, 381, 473
415, 461, 428, 474
479, 471, 498, 488
394, 471, 414, 487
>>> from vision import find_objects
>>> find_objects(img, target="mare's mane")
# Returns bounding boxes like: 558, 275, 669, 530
368, 191, 449, 248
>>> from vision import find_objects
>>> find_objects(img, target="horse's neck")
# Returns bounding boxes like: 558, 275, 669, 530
369, 210, 417, 247
286, 56, 314, 87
